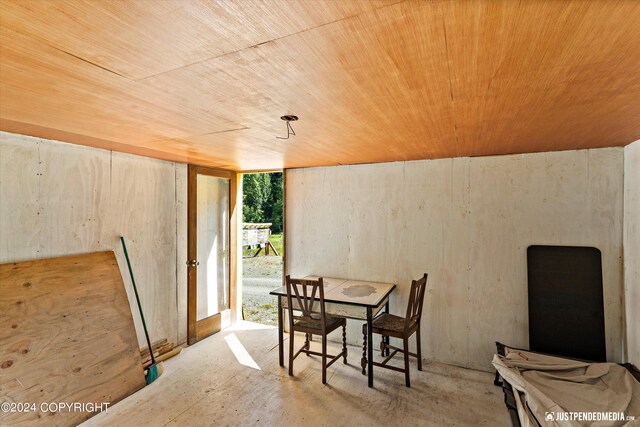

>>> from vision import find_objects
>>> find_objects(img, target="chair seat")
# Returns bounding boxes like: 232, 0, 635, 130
372, 313, 415, 336
294, 315, 344, 332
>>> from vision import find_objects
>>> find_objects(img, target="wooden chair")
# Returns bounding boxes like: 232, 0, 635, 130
362, 273, 428, 387
285, 275, 347, 384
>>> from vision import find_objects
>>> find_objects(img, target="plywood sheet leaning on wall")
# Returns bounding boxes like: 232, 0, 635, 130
0, 251, 145, 426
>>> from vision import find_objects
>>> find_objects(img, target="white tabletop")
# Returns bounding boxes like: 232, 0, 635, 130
270, 276, 396, 308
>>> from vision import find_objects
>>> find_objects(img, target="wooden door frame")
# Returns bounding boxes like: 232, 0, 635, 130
187, 165, 238, 345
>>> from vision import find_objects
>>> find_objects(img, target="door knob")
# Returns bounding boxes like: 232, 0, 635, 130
186, 259, 200, 267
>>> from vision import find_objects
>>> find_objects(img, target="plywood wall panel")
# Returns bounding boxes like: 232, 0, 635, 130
286, 167, 351, 279
467, 150, 624, 369
425, 158, 471, 366
0, 131, 187, 350
0, 136, 40, 262
0, 251, 145, 427
175, 163, 188, 345
587, 149, 624, 361
344, 162, 406, 284
109, 152, 179, 348
286, 158, 474, 363
468, 150, 623, 368
36, 141, 112, 259
624, 140, 640, 366
286, 147, 624, 371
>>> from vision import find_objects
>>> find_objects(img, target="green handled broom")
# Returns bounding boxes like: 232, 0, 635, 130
120, 236, 164, 385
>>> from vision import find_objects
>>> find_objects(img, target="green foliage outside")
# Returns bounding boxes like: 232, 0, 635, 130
242, 172, 283, 233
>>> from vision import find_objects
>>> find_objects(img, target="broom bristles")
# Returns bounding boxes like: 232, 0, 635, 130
145, 361, 164, 385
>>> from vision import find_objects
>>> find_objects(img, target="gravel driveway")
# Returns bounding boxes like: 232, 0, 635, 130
242, 256, 282, 326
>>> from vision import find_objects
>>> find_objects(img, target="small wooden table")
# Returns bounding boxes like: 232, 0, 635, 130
270, 276, 396, 388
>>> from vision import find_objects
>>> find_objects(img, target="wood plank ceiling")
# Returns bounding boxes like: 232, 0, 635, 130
1, 0, 639, 171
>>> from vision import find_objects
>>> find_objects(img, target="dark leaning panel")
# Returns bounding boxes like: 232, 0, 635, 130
527, 245, 606, 362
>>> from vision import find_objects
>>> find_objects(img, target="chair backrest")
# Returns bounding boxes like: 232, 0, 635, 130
285, 275, 326, 331
404, 273, 428, 333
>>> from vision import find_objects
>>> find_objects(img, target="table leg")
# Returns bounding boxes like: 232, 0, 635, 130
367, 307, 373, 388
278, 296, 284, 367
384, 301, 390, 357
361, 324, 367, 375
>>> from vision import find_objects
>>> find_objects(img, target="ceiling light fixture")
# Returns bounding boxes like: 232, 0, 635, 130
276, 115, 298, 140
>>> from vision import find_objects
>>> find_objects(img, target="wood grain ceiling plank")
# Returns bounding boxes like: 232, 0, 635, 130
139, 0, 456, 168
0, 0, 398, 80
0, 25, 242, 144
454, 88, 640, 157
443, 0, 640, 100
443, 0, 640, 155
1, 0, 639, 170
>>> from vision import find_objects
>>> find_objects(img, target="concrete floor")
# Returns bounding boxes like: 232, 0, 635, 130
83, 321, 509, 427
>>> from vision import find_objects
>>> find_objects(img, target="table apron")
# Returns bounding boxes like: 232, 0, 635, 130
279, 295, 388, 320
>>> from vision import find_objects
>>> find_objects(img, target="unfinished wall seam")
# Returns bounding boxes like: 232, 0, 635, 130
174, 163, 179, 341
622, 149, 628, 363
465, 157, 472, 369
623, 140, 640, 366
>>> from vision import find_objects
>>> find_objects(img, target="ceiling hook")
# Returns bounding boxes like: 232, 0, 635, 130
276, 115, 298, 140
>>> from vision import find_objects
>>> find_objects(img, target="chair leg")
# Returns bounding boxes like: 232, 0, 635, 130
322, 335, 327, 384
342, 322, 348, 363
416, 326, 422, 371
289, 330, 295, 376
361, 324, 367, 375
493, 370, 502, 386
380, 335, 386, 357
304, 333, 310, 356
403, 337, 410, 387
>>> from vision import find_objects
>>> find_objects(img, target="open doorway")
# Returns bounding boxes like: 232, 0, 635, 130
241, 172, 283, 327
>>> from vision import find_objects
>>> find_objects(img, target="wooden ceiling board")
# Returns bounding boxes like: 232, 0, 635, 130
139, 1, 455, 169
1, 0, 639, 171
444, 0, 640, 156
444, 1, 640, 99
0, 26, 244, 145
0, 43, 232, 148
0, 0, 397, 79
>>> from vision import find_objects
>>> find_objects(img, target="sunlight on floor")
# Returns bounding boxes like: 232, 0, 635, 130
224, 332, 261, 370
227, 320, 276, 331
